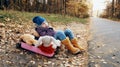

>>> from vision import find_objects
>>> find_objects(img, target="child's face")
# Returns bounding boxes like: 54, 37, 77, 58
41, 22, 48, 28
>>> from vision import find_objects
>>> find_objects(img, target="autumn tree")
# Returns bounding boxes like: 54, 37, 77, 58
100, 0, 120, 19
0, 0, 89, 18
66, 0, 89, 18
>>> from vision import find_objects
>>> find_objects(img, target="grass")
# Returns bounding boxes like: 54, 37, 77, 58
0, 10, 88, 24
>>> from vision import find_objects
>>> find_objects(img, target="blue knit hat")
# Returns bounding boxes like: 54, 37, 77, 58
32, 16, 46, 26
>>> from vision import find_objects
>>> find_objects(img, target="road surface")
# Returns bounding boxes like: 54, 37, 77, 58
88, 18, 120, 67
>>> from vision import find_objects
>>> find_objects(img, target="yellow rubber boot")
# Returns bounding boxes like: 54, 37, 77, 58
61, 38, 80, 54
71, 38, 84, 51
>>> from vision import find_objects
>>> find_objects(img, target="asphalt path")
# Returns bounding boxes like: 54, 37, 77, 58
88, 18, 120, 67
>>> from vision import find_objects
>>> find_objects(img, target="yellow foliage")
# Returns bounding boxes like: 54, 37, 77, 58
66, 1, 89, 18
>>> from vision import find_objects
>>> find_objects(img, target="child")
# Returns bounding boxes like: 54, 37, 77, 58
32, 16, 84, 54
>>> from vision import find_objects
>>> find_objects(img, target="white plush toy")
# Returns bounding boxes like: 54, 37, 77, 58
35, 35, 61, 49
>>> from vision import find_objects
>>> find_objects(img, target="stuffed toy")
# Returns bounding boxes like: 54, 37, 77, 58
20, 34, 38, 46
35, 35, 61, 54
20, 34, 61, 54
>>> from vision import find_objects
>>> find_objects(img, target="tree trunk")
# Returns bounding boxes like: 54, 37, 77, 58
63, 0, 67, 15
0, 0, 4, 9
112, 0, 115, 17
117, 0, 120, 18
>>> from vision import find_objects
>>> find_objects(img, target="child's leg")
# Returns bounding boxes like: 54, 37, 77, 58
64, 29, 84, 51
54, 30, 80, 54
54, 30, 66, 40
64, 29, 74, 40
71, 38, 85, 51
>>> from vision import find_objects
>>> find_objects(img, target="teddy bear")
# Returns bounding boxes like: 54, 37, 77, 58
20, 34, 38, 46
